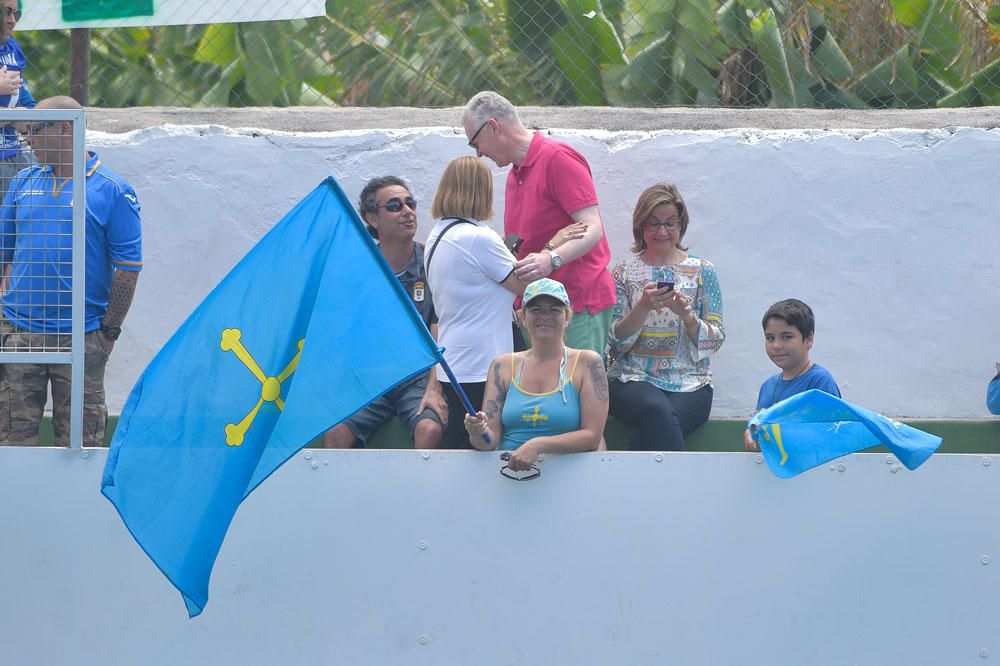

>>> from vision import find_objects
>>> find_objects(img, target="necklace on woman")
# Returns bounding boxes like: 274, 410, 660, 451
521, 347, 570, 403
769, 361, 813, 407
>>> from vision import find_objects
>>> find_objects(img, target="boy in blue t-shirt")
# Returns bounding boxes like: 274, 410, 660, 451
743, 298, 841, 451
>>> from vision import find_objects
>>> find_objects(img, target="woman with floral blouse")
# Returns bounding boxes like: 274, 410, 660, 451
607, 183, 725, 451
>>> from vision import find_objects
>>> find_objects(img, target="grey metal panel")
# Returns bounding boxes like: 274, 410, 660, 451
0, 448, 996, 665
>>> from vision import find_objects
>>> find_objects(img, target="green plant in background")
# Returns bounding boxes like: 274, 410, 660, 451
10, 0, 1000, 108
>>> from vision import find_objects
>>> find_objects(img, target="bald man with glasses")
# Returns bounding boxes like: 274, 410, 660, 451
0, 96, 142, 447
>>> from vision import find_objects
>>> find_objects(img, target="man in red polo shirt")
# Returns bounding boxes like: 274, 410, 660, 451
461, 91, 615, 356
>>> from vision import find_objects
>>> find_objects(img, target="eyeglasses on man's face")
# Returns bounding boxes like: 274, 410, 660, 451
467, 119, 491, 149
642, 217, 681, 231
3, 6, 22, 21
24, 121, 56, 135
375, 196, 417, 213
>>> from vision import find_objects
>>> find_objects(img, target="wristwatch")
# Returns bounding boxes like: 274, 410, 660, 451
547, 250, 564, 270
101, 325, 122, 341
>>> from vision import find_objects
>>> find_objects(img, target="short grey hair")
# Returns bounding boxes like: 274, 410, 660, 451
462, 91, 520, 127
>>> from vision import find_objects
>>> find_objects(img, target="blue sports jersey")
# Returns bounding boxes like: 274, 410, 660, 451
0, 37, 35, 159
0, 151, 142, 333
755, 363, 841, 411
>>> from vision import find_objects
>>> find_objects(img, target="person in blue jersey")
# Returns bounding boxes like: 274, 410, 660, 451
0, 0, 35, 196
0, 96, 142, 447
463, 278, 608, 471
744, 298, 841, 451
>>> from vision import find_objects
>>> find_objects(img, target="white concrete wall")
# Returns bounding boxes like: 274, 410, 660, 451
2, 448, 999, 666
89, 123, 1000, 417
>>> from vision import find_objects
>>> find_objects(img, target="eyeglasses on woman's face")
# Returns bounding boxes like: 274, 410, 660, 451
3, 6, 22, 21
642, 216, 681, 231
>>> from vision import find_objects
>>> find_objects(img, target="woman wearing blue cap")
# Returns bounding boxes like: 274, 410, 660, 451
464, 278, 608, 470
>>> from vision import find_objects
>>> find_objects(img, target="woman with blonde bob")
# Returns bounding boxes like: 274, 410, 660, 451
426, 156, 528, 449
464, 278, 608, 470
607, 183, 725, 451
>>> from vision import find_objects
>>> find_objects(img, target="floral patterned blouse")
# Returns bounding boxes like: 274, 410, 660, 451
608, 254, 725, 392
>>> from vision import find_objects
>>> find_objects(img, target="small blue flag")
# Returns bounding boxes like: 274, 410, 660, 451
749, 389, 942, 479
101, 177, 442, 617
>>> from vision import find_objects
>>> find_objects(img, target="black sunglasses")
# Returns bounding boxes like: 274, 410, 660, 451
3, 7, 22, 21
374, 196, 417, 213
468, 119, 490, 148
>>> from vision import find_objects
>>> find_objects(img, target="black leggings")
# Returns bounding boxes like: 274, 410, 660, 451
609, 380, 713, 451
440, 381, 486, 450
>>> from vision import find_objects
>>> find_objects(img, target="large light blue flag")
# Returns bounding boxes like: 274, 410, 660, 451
749, 389, 942, 479
101, 177, 442, 617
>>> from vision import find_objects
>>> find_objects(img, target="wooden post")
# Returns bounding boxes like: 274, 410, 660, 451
70, 28, 91, 105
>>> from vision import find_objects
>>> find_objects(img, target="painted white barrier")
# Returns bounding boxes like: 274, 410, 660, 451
89, 124, 1000, 418
1, 448, 997, 665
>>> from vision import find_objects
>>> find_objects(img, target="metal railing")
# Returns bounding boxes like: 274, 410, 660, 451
11, 0, 1000, 109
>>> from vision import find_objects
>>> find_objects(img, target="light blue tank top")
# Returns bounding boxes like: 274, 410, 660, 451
500, 351, 582, 450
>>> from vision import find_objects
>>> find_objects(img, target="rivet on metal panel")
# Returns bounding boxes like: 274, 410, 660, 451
323, 460, 329, 465
80, 450, 90, 460
836, 463, 846, 473
418, 540, 428, 551
303, 451, 313, 461
983, 457, 992, 467
654, 453, 663, 462
418, 635, 429, 645
885, 456, 894, 465
890, 464, 900, 473
980, 648, 989, 658
755, 455, 763, 464
421, 452, 430, 460
982, 555, 991, 566
310, 460, 319, 470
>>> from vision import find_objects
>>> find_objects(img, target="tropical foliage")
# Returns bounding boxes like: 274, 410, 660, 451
13, 0, 1000, 108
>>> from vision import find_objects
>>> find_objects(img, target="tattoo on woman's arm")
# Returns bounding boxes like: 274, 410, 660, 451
492, 360, 508, 403
485, 360, 507, 420
589, 359, 609, 403
485, 399, 500, 420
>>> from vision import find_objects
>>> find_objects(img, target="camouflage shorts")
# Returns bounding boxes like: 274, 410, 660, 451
0, 319, 110, 447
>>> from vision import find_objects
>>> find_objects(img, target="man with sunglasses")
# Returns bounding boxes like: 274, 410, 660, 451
0, 0, 35, 198
462, 91, 615, 358
322, 176, 447, 450
0, 96, 142, 447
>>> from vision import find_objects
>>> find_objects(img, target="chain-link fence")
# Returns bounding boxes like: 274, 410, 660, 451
13, 0, 1000, 109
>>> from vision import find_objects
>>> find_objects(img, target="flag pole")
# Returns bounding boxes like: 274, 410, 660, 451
437, 356, 491, 445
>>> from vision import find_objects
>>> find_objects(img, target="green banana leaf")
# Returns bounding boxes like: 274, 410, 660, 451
937, 57, 1000, 106
750, 8, 796, 107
